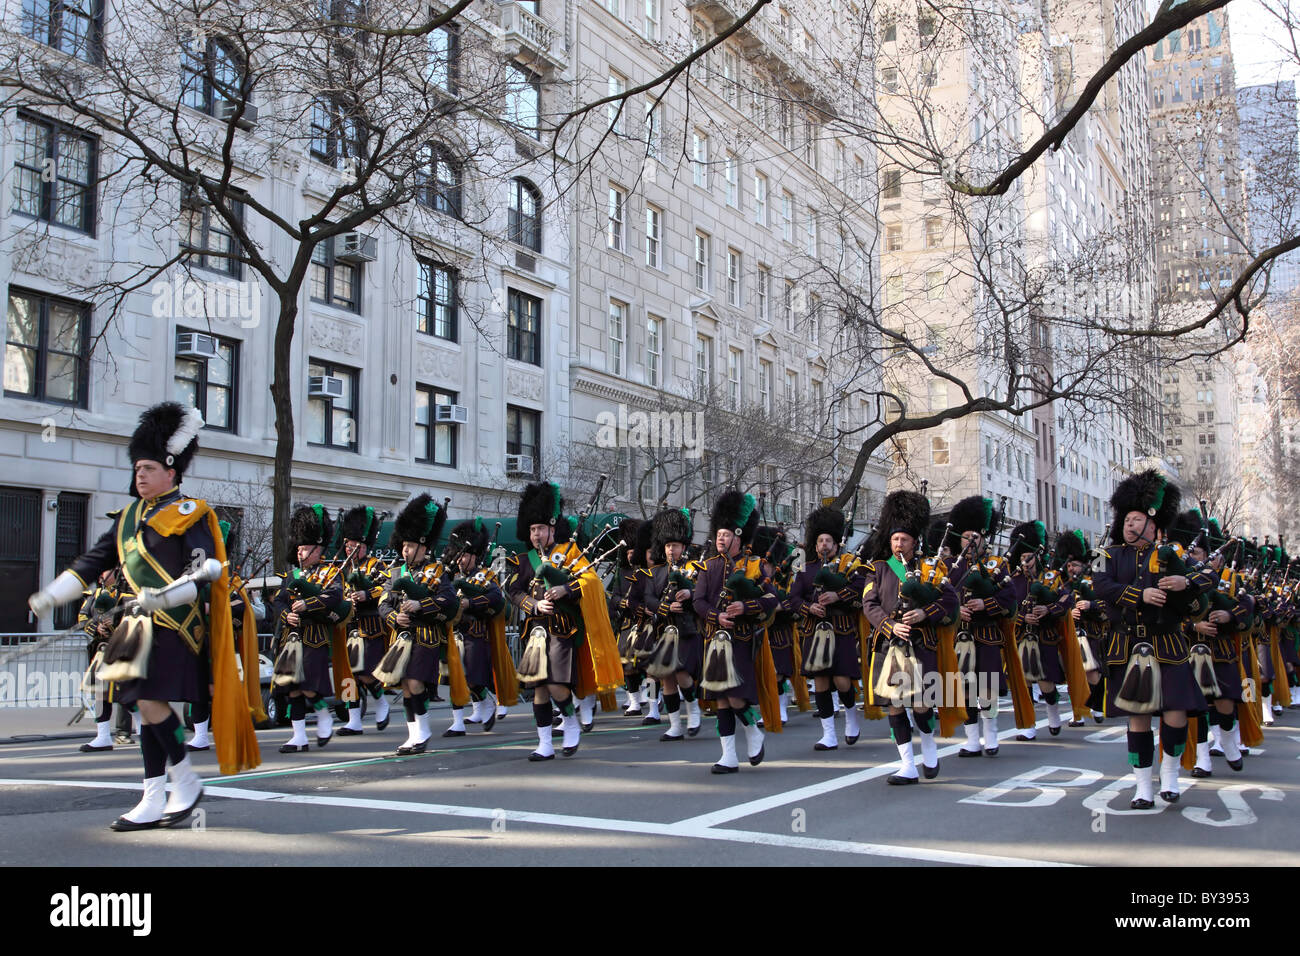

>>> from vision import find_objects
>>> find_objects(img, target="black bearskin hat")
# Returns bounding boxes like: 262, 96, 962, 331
516, 481, 564, 544
754, 525, 791, 565
341, 505, 381, 549
635, 518, 655, 565
127, 401, 203, 497
872, 491, 929, 560
617, 518, 642, 568
289, 504, 334, 566
389, 493, 446, 549
710, 490, 760, 549
1166, 509, 1204, 549
448, 517, 490, 558
926, 517, 953, 557
650, 508, 693, 565
803, 506, 846, 556
1007, 519, 1046, 567
1108, 469, 1181, 543
1052, 529, 1089, 568
949, 495, 997, 538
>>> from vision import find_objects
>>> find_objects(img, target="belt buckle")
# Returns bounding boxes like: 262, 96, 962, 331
1135, 624, 1147, 640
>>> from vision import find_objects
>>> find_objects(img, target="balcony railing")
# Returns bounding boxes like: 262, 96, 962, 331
498, 2, 567, 72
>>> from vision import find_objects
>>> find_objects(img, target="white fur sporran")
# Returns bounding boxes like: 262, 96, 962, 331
1114, 641, 1162, 713
82, 644, 106, 694
97, 611, 154, 683
1189, 642, 1220, 699
873, 637, 923, 704
346, 629, 365, 673
630, 620, 658, 664
372, 633, 413, 687
617, 620, 639, 665
701, 631, 741, 692
271, 632, 305, 688
645, 625, 681, 679
1077, 630, 1100, 672
515, 625, 550, 684
1019, 633, 1046, 683
803, 621, 835, 673
955, 632, 976, 677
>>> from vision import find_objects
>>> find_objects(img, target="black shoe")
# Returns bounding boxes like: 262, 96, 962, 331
528, 751, 555, 762
623, 707, 642, 717
552, 716, 564, 728
1191, 767, 1212, 778
958, 748, 982, 758
581, 722, 594, 733
686, 724, 701, 737
711, 763, 739, 774
336, 727, 364, 737
641, 716, 662, 726
110, 815, 162, 832
465, 716, 482, 724
562, 742, 580, 756
922, 761, 940, 779
814, 742, 838, 752
395, 740, 428, 756
1130, 798, 1155, 810
846, 734, 860, 745
430, 693, 443, 702
159, 791, 204, 828
1068, 719, 1085, 727
1093, 714, 1105, 724
1209, 746, 1225, 757
80, 742, 113, 753
1241, 747, 1251, 757
185, 743, 210, 752
887, 774, 919, 786
1159, 790, 1180, 804
984, 746, 999, 756
1049, 725, 1061, 736
749, 744, 765, 767
1015, 733, 1036, 742
1227, 757, 1244, 771
442, 728, 466, 738
316, 735, 332, 748
279, 743, 309, 753
482, 710, 497, 733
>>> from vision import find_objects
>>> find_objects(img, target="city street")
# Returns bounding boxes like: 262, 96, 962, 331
3, 696, 1297, 867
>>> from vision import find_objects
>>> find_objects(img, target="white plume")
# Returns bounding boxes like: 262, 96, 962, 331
167, 406, 204, 456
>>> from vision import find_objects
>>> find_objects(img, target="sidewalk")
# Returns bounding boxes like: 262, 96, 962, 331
0, 706, 103, 744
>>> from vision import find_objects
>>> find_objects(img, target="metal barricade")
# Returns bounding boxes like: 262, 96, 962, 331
0, 633, 88, 708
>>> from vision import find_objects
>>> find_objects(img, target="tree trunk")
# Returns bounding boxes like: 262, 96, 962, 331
271, 294, 299, 569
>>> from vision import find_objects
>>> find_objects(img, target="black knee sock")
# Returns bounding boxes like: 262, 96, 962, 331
533, 702, 553, 728
140, 725, 166, 778
1262, 680, 1273, 697
1161, 721, 1188, 757
369, 683, 384, 700
97, 698, 112, 723
1219, 709, 1236, 733
814, 689, 835, 720
150, 713, 187, 766
838, 686, 856, 709
289, 696, 307, 721
1196, 715, 1209, 742
1087, 682, 1106, 711
555, 696, 575, 717
679, 683, 697, 703
1043, 688, 1059, 705
888, 712, 912, 745
1127, 730, 1155, 768
965, 705, 979, 725
735, 705, 759, 727
412, 691, 428, 717
716, 708, 736, 736
625, 676, 639, 694
913, 708, 935, 735
663, 692, 681, 714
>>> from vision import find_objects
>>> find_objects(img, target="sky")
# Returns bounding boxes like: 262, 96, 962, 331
1229, 0, 1300, 89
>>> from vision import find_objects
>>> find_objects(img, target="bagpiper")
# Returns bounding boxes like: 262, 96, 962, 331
76, 568, 128, 752
1093, 471, 1213, 809
28, 402, 259, 829
641, 507, 704, 741
445, 517, 513, 734
377, 494, 457, 755
790, 506, 867, 751
1059, 529, 1107, 725
337, 505, 393, 736
861, 490, 959, 785
755, 525, 802, 723
608, 518, 648, 716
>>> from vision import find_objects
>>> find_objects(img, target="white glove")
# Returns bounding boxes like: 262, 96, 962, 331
135, 580, 199, 613
28, 570, 86, 618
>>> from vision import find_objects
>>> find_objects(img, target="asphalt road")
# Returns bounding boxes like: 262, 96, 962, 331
3, 696, 1298, 867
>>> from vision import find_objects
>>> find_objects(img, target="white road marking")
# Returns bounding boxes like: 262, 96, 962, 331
960, 766, 1104, 808
0, 777, 1077, 867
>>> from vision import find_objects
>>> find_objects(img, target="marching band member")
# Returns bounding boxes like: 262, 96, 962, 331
945, 496, 1016, 757
629, 520, 662, 726
1060, 530, 1107, 725
790, 506, 867, 751
608, 518, 648, 716
275, 504, 352, 752
1094, 471, 1213, 809
77, 568, 127, 753
378, 494, 456, 754
694, 490, 780, 773
1007, 520, 1073, 741
337, 505, 392, 736
29, 402, 258, 829
447, 517, 512, 733
641, 507, 703, 741
755, 525, 801, 723
862, 490, 959, 785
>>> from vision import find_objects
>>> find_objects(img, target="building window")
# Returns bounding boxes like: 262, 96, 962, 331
785, 370, 798, 422
886, 223, 903, 252
645, 204, 661, 268
926, 269, 945, 299
725, 152, 739, 207
692, 130, 709, 189
309, 97, 366, 168
174, 329, 237, 431
695, 231, 710, 291
727, 248, 742, 306
506, 63, 541, 137
507, 289, 542, 366
5, 288, 90, 407
508, 177, 542, 252
180, 36, 245, 116
695, 333, 712, 393
180, 188, 245, 278
780, 190, 794, 242
306, 360, 358, 451
607, 71, 626, 132
759, 359, 772, 416
416, 143, 462, 218
417, 259, 458, 341
12, 113, 96, 234
22, 0, 102, 61
881, 66, 898, 92
607, 185, 626, 251
415, 385, 458, 466
427, 22, 460, 93
728, 348, 743, 409
608, 299, 626, 375
783, 279, 795, 330
754, 172, 768, 225
644, 100, 661, 158
925, 216, 943, 248
646, 314, 663, 387
310, 235, 361, 312
882, 168, 902, 200
885, 274, 903, 306
805, 208, 818, 256
506, 404, 541, 476
643, 0, 660, 40
756, 266, 770, 320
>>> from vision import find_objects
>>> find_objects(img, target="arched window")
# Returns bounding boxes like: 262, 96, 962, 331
417, 143, 461, 218
509, 177, 542, 251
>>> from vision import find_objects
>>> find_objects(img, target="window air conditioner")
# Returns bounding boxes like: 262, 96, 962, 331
176, 331, 220, 360
309, 375, 346, 399
506, 453, 534, 475
434, 403, 468, 424
336, 232, 378, 263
